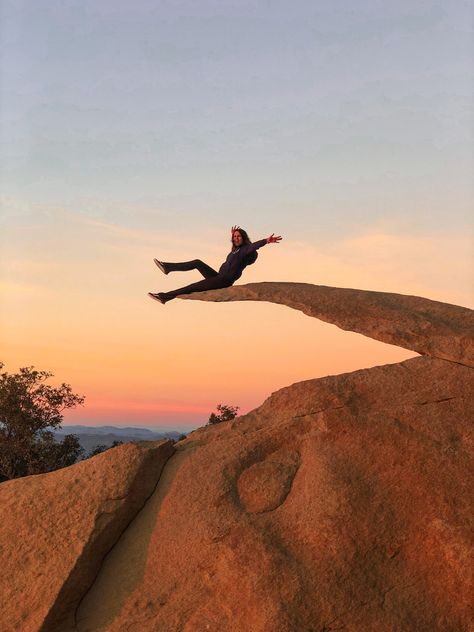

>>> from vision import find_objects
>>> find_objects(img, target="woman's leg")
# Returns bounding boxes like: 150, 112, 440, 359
163, 259, 218, 279
162, 275, 233, 301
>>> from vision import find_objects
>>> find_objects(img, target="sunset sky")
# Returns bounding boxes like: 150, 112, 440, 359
1, 1, 472, 430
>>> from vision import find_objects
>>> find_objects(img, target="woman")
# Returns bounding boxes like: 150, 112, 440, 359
148, 226, 282, 304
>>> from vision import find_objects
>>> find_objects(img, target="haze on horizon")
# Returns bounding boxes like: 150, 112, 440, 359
1, 1, 472, 429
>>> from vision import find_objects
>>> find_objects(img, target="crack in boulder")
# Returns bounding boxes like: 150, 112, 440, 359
37, 441, 175, 632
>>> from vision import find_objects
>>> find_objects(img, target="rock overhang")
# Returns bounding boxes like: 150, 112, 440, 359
179, 282, 474, 367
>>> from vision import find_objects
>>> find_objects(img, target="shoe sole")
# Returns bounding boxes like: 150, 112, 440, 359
154, 259, 168, 275
148, 292, 166, 304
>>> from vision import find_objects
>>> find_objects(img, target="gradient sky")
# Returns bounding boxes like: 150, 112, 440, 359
1, 1, 473, 430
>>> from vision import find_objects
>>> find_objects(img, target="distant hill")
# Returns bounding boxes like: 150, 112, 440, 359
54, 425, 184, 454
55, 425, 184, 438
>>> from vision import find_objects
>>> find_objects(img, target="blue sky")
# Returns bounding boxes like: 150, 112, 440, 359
1, 0, 472, 241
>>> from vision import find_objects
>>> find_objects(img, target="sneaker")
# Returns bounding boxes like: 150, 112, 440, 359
148, 292, 168, 304
154, 259, 169, 275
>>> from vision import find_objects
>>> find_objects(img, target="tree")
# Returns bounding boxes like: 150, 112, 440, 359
0, 362, 85, 481
207, 403, 240, 425
87, 440, 124, 458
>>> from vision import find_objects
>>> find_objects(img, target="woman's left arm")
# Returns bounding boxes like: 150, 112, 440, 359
241, 234, 282, 254
266, 234, 282, 244
240, 238, 268, 255
240, 234, 282, 256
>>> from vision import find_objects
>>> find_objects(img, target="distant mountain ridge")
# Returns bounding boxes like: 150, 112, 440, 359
54, 425, 184, 453
55, 425, 184, 438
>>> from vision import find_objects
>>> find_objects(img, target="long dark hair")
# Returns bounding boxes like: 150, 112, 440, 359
231, 228, 251, 251
231, 227, 259, 266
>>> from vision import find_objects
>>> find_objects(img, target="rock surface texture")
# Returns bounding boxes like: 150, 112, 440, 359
0, 440, 174, 631
1, 283, 473, 632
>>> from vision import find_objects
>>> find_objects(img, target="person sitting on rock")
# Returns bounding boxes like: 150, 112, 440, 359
148, 225, 282, 304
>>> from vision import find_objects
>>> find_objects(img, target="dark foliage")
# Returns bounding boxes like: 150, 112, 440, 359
0, 362, 85, 481
207, 403, 240, 425
86, 440, 124, 458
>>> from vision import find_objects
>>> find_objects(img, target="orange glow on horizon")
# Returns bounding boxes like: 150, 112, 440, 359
1, 219, 471, 429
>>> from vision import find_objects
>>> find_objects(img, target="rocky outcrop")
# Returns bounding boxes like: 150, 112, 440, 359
74, 355, 473, 632
179, 282, 474, 367
0, 440, 174, 631
1, 284, 473, 631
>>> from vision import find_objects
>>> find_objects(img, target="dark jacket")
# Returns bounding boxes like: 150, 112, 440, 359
218, 238, 267, 281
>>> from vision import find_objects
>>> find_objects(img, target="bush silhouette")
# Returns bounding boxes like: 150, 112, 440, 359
87, 440, 124, 458
207, 403, 240, 425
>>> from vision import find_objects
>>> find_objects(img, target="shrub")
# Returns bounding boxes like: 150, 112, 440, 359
207, 403, 240, 425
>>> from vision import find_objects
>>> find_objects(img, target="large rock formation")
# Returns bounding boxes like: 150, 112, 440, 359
1, 283, 473, 631
0, 441, 174, 631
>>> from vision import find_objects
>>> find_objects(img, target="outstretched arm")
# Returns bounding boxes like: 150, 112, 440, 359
241, 234, 283, 255
266, 233, 282, 244
242, 238, 268, 254
231, 226, 282, 245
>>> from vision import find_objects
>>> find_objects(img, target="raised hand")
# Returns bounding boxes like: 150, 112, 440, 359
231, 225, 241, 235
266, 233, 282, 244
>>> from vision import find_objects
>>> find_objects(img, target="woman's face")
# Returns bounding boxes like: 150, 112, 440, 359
232, 231, 243, 247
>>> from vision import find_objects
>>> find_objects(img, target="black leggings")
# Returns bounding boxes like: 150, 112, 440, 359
161, 259, 234, 300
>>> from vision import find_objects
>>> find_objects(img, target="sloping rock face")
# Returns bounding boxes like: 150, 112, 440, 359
75, 356, 473, 632
1, 284, 473, 632
180, 282, 474, 367
0, 440, 174, 631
